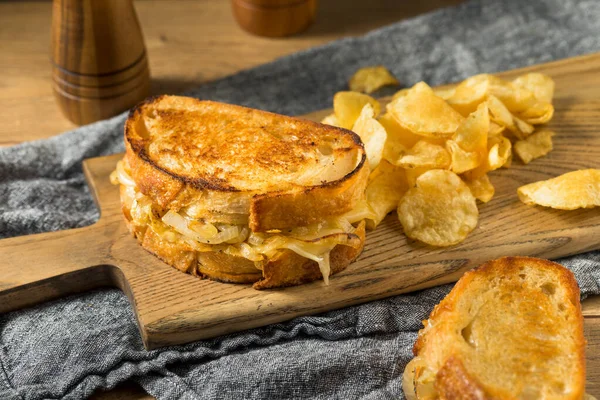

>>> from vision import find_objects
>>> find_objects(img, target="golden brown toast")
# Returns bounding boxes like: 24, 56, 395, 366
124, 95, 367, 232
404, 256, 586, 400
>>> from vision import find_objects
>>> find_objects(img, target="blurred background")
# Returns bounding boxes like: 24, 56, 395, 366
0, 0, 463, 147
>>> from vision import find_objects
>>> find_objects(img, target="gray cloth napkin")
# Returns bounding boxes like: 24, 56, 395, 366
1, 0, 600, 398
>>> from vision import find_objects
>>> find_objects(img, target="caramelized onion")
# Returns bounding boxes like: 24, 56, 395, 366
124, 186, 363, 283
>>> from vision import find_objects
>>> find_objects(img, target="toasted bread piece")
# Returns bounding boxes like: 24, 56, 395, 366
125, 95, 367, 232
404, 257, 586, 400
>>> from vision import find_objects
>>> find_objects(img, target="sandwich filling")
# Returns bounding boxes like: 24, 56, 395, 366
112, 159, 364, 284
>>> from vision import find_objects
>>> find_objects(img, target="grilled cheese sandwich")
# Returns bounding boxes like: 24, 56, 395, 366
111, 95, 369, 289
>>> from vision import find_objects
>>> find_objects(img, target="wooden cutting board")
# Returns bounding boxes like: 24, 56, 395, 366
2, 53, 600, 362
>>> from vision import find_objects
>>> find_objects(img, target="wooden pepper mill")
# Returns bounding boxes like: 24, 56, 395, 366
231, 0, 317, 37
51, 0, 150, 125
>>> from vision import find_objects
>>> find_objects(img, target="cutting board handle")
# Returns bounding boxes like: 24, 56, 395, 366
0, 155, 146, 316
0, 224, 122, 313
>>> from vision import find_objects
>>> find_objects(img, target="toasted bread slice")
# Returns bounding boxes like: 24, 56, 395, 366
124, 95, 367, 232
404, 257, 586, 400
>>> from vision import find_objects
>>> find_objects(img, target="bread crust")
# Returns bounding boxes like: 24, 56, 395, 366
124, 95, 367, 232
141, 227, 197, 275
249, 166, 369, 232
409, 256, 586, 400
196, 251, 263, 283
435, 357, 490, 400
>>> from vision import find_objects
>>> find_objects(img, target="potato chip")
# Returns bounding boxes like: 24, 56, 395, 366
395, 140, 451, 169
386, 82, 464, 138
447, 74, 491, 116
511, 115, 535, 139
516, 101, 554, 125
513, 73, 555, 104
487, 75, 537, 114
334, 91, 381, 129
378, 113, 421, 162
405, 166, 432, 187
448, 73, 554, 123
320, 113, 339, 127
446, 139, 480, 174
352, 104, 387, 170
488, 121, 505, 138
398, 170, 479, 246
349, 66, 399, 94
488, 136, 512, 170
448, 74, 538, 116
392, 88, 410, 101
487, 94, 514, 128
488, 75, 555, 127
463, 173, 495, 203
463, 135, 512, 179
366, 161, 408, 228
444, 103, 489, 174
506, 73, 555, 125
502, 152, 513, 169
517, 169, 600, 210
433, 87, 456, 100
514, 130, 554, 164
453, 103, 489, 151
487, 95, 533, 139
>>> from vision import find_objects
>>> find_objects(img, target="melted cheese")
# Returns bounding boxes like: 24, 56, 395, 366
111, 160, 360, 283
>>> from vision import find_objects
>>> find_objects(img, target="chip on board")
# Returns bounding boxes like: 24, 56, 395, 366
463, 173, 495, 203
395, 140, 451, 169
349, 66, 399, 94
518, 169, 600, 210
398, 170, 479, 246
386, 82, 464, 138
352, 104, 388, 170
514, 130, 554, 164
334, 91, 381, 129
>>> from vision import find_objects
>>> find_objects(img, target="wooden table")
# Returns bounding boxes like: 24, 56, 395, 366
1, 1, 598, 399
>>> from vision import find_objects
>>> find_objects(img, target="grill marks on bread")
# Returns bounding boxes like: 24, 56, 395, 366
127, 97, 363, 193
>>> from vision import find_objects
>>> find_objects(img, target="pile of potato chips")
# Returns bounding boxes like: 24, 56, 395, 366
323, 68, 558, 246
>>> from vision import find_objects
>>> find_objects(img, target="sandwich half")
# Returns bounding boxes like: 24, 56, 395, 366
403, 256, 586, 400
111, 95, 369, 289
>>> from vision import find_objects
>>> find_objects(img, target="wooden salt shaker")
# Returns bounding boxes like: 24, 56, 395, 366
231, 0, 317, 37
51, 0, 150, 125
